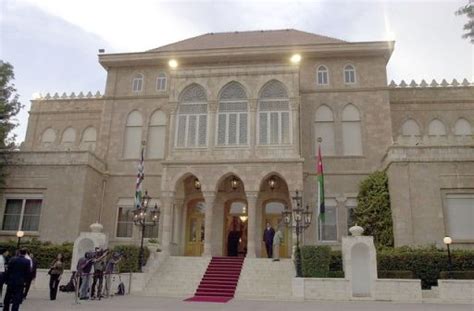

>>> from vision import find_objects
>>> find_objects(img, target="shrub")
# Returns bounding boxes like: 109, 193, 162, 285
354, 170, 394, 247
439, 271, 474, 279
378, 270, 414, 279
329, 250, 343, 271
301, 245, 331, 277
113, 245, 150, 273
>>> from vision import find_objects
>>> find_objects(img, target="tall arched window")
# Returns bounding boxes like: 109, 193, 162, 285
147, 110, 167, 159
428, 119, 447, 136
317, 65, 329, 85
132, 73, 144, 92
123, 111, 143, 158
176, 84, 208, 147
342, 104, 362, 155
41, 128, 56, 144
258, 80, 290, 145
81, 127, 97, 151
61, 127, 76, 144
344, 64, 356, 84
401, 119, 421, 136
156, 72, 167, 91
454, 118, 472, 136
217, 82, 248, 145
314, 105, 335, 155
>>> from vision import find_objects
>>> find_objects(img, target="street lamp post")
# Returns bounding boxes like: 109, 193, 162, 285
16, 230, 24, 249
282, 190, 313, 277
133, 190, 160, 272
443, 236, 453, 279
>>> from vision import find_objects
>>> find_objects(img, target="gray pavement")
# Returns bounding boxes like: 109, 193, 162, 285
16, 290, 473, 311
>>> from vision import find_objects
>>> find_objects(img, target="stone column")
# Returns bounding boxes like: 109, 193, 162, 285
202, 191, 216, 257
246, 191, 258, 258
160, 191, 175, 254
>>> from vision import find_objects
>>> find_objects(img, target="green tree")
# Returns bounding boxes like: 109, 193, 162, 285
354, 170, 394, 247
455, 0, 474, 43
0, 60, 23, 148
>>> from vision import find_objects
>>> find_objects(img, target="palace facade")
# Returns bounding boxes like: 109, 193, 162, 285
1, 29, 473, 257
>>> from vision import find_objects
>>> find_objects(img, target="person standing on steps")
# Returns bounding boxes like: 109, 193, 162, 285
272, 225, 284, 262
263, 222, 275, 258
3, 248, 30, 311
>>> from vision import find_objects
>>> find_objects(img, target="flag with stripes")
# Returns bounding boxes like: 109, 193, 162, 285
135, 146, 145, 209
317, 144, 325, 221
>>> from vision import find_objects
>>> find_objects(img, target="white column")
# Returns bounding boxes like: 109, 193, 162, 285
202, 191, 216, 257
160, 191, 175, 254
246, 191, 258, 258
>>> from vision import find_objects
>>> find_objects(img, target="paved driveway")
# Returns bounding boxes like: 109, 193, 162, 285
19, 290, 473, 311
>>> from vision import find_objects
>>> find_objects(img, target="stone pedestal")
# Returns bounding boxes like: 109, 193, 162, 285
342, 225, 377, 298
71, 222, 108, 271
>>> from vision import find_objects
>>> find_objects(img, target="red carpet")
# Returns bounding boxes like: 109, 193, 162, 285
185, 256, 244, 303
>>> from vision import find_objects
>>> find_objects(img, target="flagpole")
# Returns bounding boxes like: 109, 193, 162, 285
317, 137, 322, 241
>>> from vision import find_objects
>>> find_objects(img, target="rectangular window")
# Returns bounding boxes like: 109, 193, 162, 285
239, 113, 248, 144
116, 207, 134, 238
123, 126, 142, 159
342, 121, 363, 155
187, 115, 197, 146
346, 198, 357, 234
315, 122, 336, 155
2, 198, 42, 231
259, 113, 268, 144
445, 194, 474, 240
217, 114, 226, 145
318, 199, 337, 241
228, 113, 237, 144
318, 71, 328, 85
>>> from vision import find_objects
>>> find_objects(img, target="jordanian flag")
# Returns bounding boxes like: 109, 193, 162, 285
135, 146, 145, 209
317, 145, 325, 221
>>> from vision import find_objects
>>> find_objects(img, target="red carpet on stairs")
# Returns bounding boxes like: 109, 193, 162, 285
185, 256, 244, 303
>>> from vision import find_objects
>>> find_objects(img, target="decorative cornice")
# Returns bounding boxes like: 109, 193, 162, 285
388, 79, 472, 88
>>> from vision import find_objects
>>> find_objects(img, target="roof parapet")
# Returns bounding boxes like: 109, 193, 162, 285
388, 78, 471, 88
34, 91, 103, 101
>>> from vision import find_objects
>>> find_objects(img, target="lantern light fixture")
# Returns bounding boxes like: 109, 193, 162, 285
231, 176, 239, 190
194, 178, 201, 190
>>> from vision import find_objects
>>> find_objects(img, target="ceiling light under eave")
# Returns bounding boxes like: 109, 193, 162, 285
168, 59, 178, 68
290, 54, 301, 64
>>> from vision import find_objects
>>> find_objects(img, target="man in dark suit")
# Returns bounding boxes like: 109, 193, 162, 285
3, 249, 31, 311
263, 222, 275, 258
23, 251, 37, 300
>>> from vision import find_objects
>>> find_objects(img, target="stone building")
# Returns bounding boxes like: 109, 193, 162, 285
1, 29, 473, 257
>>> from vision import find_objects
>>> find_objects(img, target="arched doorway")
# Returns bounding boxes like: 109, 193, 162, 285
261, 201, 289, 258
184, 201, 205, 256
223, 201, 248, 257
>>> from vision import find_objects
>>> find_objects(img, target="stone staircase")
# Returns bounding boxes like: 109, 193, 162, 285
142, 256, 210, 297
235, 258, 295, 300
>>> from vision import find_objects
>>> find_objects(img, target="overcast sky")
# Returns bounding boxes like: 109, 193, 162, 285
1, 0, 472, 144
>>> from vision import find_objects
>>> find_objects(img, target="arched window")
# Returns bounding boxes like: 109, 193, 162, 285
81, 127, 97, 151
401, 119, 421, 136
123, 111, 143, 158
344, 65, 356, 84
342, 104, 362, 155
61, 127, 76, 144
156, 72, 167, 91
132, 73, 144, 92
314, 105, 335, 155
265, 202, 285, 214
258, 80, 291, 145
41, 128, 56, 144
428, 119, 447, 136
317, 65, 329, 85
454, 118, 472, 136
147, 110, 167, 159
176, 84, 208, 147
217, 82, 248, 145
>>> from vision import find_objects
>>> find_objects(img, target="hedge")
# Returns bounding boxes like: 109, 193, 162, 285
0, 239, 150, 273
378, 270, 414, 279
301, 245, 331, 277
0, 239, 73, 269
439, 271, 474, 280
302, 246, 474, 289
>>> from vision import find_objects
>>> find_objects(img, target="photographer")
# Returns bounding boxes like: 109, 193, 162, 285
104, 252, 122, 298
90, 248, 108, 300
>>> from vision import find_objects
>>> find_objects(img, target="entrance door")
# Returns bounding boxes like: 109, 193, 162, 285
223, 201, 248, 257
262, 202, 289, 258
185, 201, 205, 256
